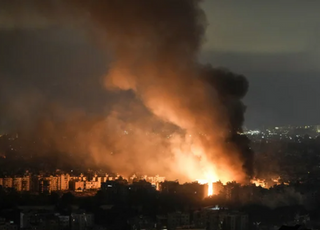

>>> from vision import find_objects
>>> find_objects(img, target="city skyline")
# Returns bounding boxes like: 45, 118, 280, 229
1, 1, 320, 229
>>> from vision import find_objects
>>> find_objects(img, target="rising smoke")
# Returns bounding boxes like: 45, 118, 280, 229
0, 0, 253, 183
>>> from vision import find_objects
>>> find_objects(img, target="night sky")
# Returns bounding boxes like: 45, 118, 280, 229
1, 1, 320, 131
203, 1, 320, 128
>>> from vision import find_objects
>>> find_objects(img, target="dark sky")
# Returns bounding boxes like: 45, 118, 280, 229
1, 1, 320, 131
202, 1, 320, 128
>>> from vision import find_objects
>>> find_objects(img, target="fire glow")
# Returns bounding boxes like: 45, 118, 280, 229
251, 176, 283, 188
196, 167, 219, 196
0, 0, 254, 190
197, 170, 218, 197
198, 179, 215, 196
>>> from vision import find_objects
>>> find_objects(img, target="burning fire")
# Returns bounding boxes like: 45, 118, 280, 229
170, 134, 234, 197
251, 176, 283, 188
195, 164, 219, 196
208, 182, 213, 196
251, 178, 266, 188
197, 179, 216, 196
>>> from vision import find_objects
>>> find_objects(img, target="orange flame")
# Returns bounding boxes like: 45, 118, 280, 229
208, 182, 213, 196
198, 179, 215, 196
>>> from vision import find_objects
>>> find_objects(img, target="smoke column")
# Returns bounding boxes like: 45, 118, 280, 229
0, 0, 253, 183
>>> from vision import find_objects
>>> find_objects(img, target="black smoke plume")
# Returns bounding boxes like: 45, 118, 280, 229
0, 0, 253, 182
